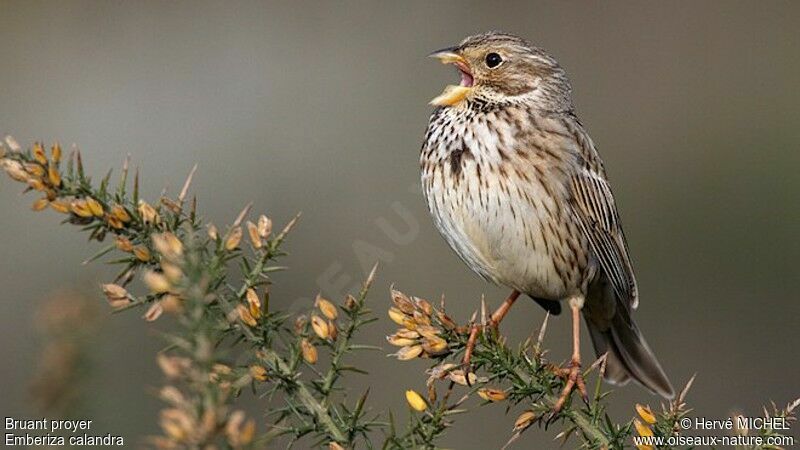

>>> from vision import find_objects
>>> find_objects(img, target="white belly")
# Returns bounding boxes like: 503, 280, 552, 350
423, 157, 573, 300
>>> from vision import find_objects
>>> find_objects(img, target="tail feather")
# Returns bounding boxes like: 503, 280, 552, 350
584, 278, 675, 399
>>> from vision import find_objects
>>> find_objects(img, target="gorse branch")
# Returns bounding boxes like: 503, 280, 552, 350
2, 136, 796, 450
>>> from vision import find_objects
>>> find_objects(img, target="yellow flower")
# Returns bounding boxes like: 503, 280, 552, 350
386, 334, 418, 347
207, 223, 219, 241
225, 226, 242, 250
49, 199, 70, 214
249, 365, 268, 382
32, 142, 47, 165
311, 314, 330, 340
513, 411, 537, 431
115, 236, 134, 252
24, 162, 45, 177
2, 160, 31, 181
47, 165, 61, 187
246, 221, 262, 249
70, 199, 94, 218
257, 214, 272, 238
111, 204, 131, 223
31, 198, 49, 211
634, 419, 654, 437
635, 403, 657, 425
237, 304, 257, 327
101, 283, 131, 309
133, 246, 151, 262
301, 338, 318, 364
388, 307, 408, 325
395, 345, 423, 361
106, 215, 124, 229
315, 294, 338, 320
143, 270, 171, 294
405, 390, 427, 412
153, 232, 183, 259
143, 301, 164, 322
51, 142, 62, 163
421, 336, 449, 355
245, 288, 262, 319
138, 200, 159, 224
86, 197, 104, 217
477, 387, 507, 402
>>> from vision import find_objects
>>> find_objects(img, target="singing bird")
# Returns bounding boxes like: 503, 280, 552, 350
420, 31, 674, 409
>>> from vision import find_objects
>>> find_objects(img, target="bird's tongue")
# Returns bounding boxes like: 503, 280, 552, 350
459, 68, 474, 87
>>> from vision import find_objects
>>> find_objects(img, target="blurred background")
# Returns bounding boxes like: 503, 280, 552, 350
1, 1, 798, 448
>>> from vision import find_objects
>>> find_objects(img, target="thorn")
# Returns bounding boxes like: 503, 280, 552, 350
275, 212, 301, 242
178, 164, 198, 203
364, 262, 378, 290
586, 352, 608, 375
480, 295, 488, 326
536, 312, 550, 350
232, 202, 253, 227
439, 293, 446, 311
469, 309, 478, 324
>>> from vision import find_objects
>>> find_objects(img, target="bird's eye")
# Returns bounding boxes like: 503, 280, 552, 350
485, 52, 503, 68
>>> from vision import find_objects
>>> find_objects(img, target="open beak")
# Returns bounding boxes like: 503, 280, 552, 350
428, 47, 474, 106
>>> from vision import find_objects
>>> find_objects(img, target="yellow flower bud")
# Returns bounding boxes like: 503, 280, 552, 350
207, 223, 218, 241
310, 314, 330, 340
257, 214, 272, 238
31, 198, 49, 211
143, 301, 164, 322
513, 411, 537, 431
133, 245, 151, 262
477, 387, 507, 402
249, 365, 268, 382
388, 307, 408, 325
115, 236, 134, 252
246, 221, 262, 249
138, 200, 159, 224
395, 345, 423, 361
635, 404, 657, 425
225, 226, 242, 250
47, 165, 61, 187
49, 199, 70, 214
237, 304, 257, 327
143, 270, 171, 294
106, 215, 124, 229
245, 288, 262, 319
86, 197, 104, 217
70, 199, 93, 218
32, 142, 47, 165
153, 232, 183, 259
315, 294, 338, 320
387, 334, 418, 347
51, 142, 62, 163
111, 204, 131, 222
405, 390, 427, 412
301, 338, 318, 364
391, 289, 416, 314
634, 419, 653, 437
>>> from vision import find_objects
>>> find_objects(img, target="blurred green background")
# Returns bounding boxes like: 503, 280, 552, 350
1, 1, 798, 448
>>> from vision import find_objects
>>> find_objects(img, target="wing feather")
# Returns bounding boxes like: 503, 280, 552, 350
569, 170, 639, 308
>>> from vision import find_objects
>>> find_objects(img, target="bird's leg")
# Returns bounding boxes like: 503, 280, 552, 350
462, 290, 520, 372
553, 295, 589, 413
488, 290, 521, 330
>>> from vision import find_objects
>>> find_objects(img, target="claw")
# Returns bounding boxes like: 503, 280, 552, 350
552, 359, 588, 413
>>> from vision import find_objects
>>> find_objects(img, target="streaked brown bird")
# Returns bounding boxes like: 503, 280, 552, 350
420, 31, 674, 409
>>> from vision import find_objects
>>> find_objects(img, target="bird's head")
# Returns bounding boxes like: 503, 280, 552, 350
429, 31, 571, 110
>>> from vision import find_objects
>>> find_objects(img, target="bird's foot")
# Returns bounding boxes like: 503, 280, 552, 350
552, 358, 589, 413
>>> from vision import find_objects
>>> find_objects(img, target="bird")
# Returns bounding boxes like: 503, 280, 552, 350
419, 31, 674, 410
